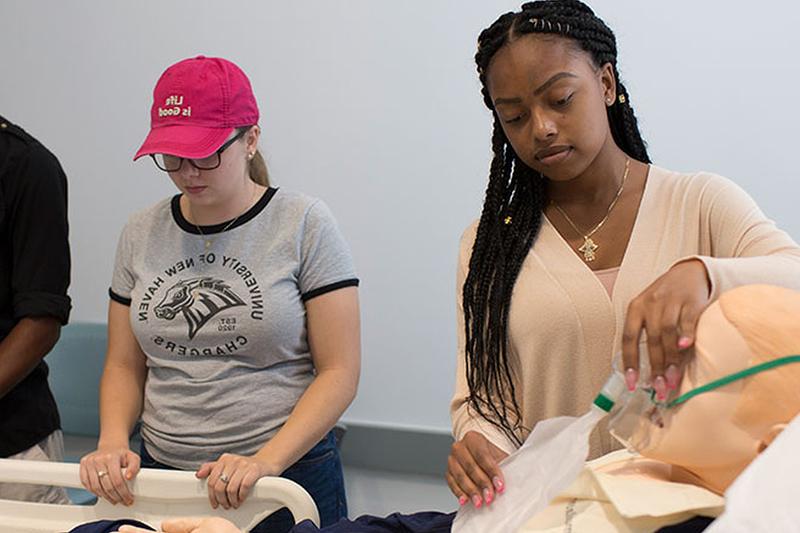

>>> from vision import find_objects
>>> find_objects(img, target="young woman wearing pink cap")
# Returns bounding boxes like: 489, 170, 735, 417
79, 56, 360, 532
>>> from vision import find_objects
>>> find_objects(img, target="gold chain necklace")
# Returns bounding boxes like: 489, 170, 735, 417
550, 158, 630, 262
188, 183, 257, 250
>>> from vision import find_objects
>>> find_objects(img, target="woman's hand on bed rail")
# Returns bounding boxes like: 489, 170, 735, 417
446, 431, 508, 509
115, 516, 242, 533
196, 452, 279, 510
79, 445, 140, 506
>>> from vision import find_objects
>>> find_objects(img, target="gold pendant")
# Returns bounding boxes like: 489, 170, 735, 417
579, 237, 598, 262
205, 240, 212, 250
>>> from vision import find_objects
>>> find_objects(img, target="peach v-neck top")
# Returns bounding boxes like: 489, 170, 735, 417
451, 166, 800, 459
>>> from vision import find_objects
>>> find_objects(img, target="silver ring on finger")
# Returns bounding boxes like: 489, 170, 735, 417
97, 470, 109, 479
219, 473, 230, 484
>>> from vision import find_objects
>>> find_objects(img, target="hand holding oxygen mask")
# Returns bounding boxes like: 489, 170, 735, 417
612, 284, 800, 495
621, 258, 712, 401
607, 349, 673, 453
608, 353, 800, 454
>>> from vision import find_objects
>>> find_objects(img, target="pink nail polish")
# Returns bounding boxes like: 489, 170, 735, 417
472, 495, 482, 508
654, 376, 667, 401
625, 368, 638, 391
459, 495, 468, 506
484, 488, 493, 504
665, 365, 680, 390
493, 476, 505, 494
678, 336, 692, 350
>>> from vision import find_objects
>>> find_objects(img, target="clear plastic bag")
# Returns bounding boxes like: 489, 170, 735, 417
453, 373, 627, 533
452, 407, 606, 533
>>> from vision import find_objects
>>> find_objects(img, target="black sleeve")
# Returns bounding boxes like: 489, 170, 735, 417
7, 142, 71, 324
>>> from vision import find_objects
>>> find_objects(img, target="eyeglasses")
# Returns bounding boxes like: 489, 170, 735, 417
150, 129, 247, 172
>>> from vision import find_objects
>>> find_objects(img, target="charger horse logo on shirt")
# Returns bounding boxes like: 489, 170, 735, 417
154, 277, 245, 340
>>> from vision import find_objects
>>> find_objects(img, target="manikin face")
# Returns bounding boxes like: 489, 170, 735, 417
485, 33, 616, 182
638, 285, 800, 494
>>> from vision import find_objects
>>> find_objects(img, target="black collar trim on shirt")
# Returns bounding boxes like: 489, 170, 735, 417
171, 186, 278, 235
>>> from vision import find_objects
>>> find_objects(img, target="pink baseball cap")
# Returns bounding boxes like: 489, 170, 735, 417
134, 55, 259, 160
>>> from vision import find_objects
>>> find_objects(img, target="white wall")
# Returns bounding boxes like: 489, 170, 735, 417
2, 1, 798, 433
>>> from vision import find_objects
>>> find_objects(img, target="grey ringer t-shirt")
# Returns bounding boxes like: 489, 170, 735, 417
110, 187, 358, 469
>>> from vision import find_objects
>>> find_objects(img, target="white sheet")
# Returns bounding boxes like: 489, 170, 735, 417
705, 413, 800, 533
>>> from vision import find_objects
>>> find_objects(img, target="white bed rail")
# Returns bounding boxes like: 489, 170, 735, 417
0, 459, 320, 533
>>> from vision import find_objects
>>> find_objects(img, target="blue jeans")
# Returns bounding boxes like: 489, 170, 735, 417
140, 431, 347, 532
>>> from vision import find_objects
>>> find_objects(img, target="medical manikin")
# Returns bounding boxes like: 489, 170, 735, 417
520, 284, 800, 532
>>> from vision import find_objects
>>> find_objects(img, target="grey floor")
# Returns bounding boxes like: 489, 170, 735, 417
63, 434, 456, 520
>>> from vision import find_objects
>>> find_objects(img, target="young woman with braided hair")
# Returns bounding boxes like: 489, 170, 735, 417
447, 0, 800, 509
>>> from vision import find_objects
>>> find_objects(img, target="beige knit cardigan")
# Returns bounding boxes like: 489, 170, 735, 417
451, 165, 800, 458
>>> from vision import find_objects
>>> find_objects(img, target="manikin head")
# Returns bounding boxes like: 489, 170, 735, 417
637, 284, 800, 494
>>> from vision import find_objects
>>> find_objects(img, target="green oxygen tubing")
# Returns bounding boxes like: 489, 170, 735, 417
593, 354, 800, 414
666, 355, 800, 408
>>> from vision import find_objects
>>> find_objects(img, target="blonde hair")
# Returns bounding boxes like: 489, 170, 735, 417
237, 126, 269, 187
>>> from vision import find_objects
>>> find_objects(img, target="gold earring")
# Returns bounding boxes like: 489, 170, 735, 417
618, 94, 626, 104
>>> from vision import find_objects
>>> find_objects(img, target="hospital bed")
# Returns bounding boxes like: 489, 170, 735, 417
0, 458, 320, 533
